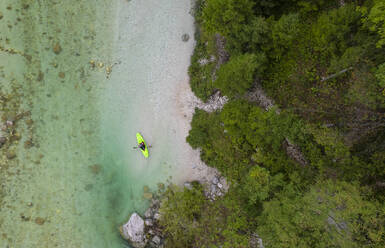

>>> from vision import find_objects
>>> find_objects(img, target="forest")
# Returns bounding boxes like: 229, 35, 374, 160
159, 0, 385, 247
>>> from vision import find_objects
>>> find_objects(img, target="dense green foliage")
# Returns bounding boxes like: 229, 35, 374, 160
215, 53, 265, 97
159, 184, 250, 248
364, 0, 385, 48
259, 180, 385, 248
161, 0, 385, 247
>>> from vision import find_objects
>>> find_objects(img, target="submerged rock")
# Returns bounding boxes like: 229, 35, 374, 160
143, 185, 150, 193
143, 192, 153, 199
120, 213, 147, 248
157, 182, 165, 190
88, 164, 101, 174
181, 33, 190, 42
0, 136, 6, 148
53, 42, 62, 54
6, 150, 16, 159
37, 71, 44, 81
34, 217, 45, 225
58, 72, 65, 78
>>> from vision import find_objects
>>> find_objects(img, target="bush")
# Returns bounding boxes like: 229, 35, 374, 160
215, 53, 265, 98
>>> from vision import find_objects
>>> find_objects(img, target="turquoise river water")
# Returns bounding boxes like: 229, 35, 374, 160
0, 0, 196, 247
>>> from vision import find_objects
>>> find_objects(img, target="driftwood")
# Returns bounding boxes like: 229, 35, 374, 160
212, 34, 230, 81
244, 82, 275, 111
320, 67, 353, 82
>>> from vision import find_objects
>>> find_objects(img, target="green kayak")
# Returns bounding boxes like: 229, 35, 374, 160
136, 133, 149, 158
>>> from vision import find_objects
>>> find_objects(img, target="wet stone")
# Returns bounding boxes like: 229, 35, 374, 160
144, 208, 153, 218
35, 217, 45, 225
25, 119, 33, 127
145, 219, 153, 226
88, 164, 101, 174
182, 33, 190, 42
6, 151, 16, 159
143, 192, 153, 199
0, 136, 6, 147
20, 214, 30, 221
84, 184, 93, 191
11, 132, 21, 142
24, 140, 33, 149
143, 185, 150, 193
37, 71, 44, 81
157, 182, 165, 190
212, 177, 219, 185
53, 42, 62, 54
153, 213, 161, 220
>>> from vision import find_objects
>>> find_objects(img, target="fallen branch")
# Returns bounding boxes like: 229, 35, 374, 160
321, 67, 353, 82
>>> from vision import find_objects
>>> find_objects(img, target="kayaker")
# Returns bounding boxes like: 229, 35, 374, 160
139, 142, 146, 151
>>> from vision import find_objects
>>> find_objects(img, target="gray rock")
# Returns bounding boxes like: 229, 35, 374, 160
212, 177, 219, 185
151, 199, 160, 207
217, 182, 223, 189
0, 136, 6, 148
210, 184, 217, 193
184, 182, 193, 190
153, 213, 161, 221
182, 33, 190, 42
6, 120, 13, 127
152, 235, 161, 245
145, 219, 153, 226
196, 91, 228, 113
0, 124, 6, 131
144, 208, 153, 219
219, 177, 227, 187
198, 58, 209, 66
121, 213, 147, 248
250, 233, 264, 248
6, 150, 16, 159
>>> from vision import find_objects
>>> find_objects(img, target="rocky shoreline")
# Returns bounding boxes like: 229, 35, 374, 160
120, 174, 228, 248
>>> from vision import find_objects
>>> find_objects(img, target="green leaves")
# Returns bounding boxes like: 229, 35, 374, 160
203, 0, 255, 37
159, 185, 251, 248
376, 63, 385, 89
258, 180, 385, 248
215, 54, 265, 98
366, 0, 385, 48
179, 1, 385, 247
159, 184, 206, 248
271, 13, 301, 58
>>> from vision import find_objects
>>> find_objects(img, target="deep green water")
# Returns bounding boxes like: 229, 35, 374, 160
0, 0, 196, 247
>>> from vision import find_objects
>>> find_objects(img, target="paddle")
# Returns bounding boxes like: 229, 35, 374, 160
133, 146, 152, 149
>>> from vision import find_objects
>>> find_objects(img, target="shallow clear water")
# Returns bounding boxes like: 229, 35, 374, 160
0, 0, 195, 247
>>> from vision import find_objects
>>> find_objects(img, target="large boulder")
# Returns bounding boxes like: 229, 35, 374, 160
120, 213, 147, 248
